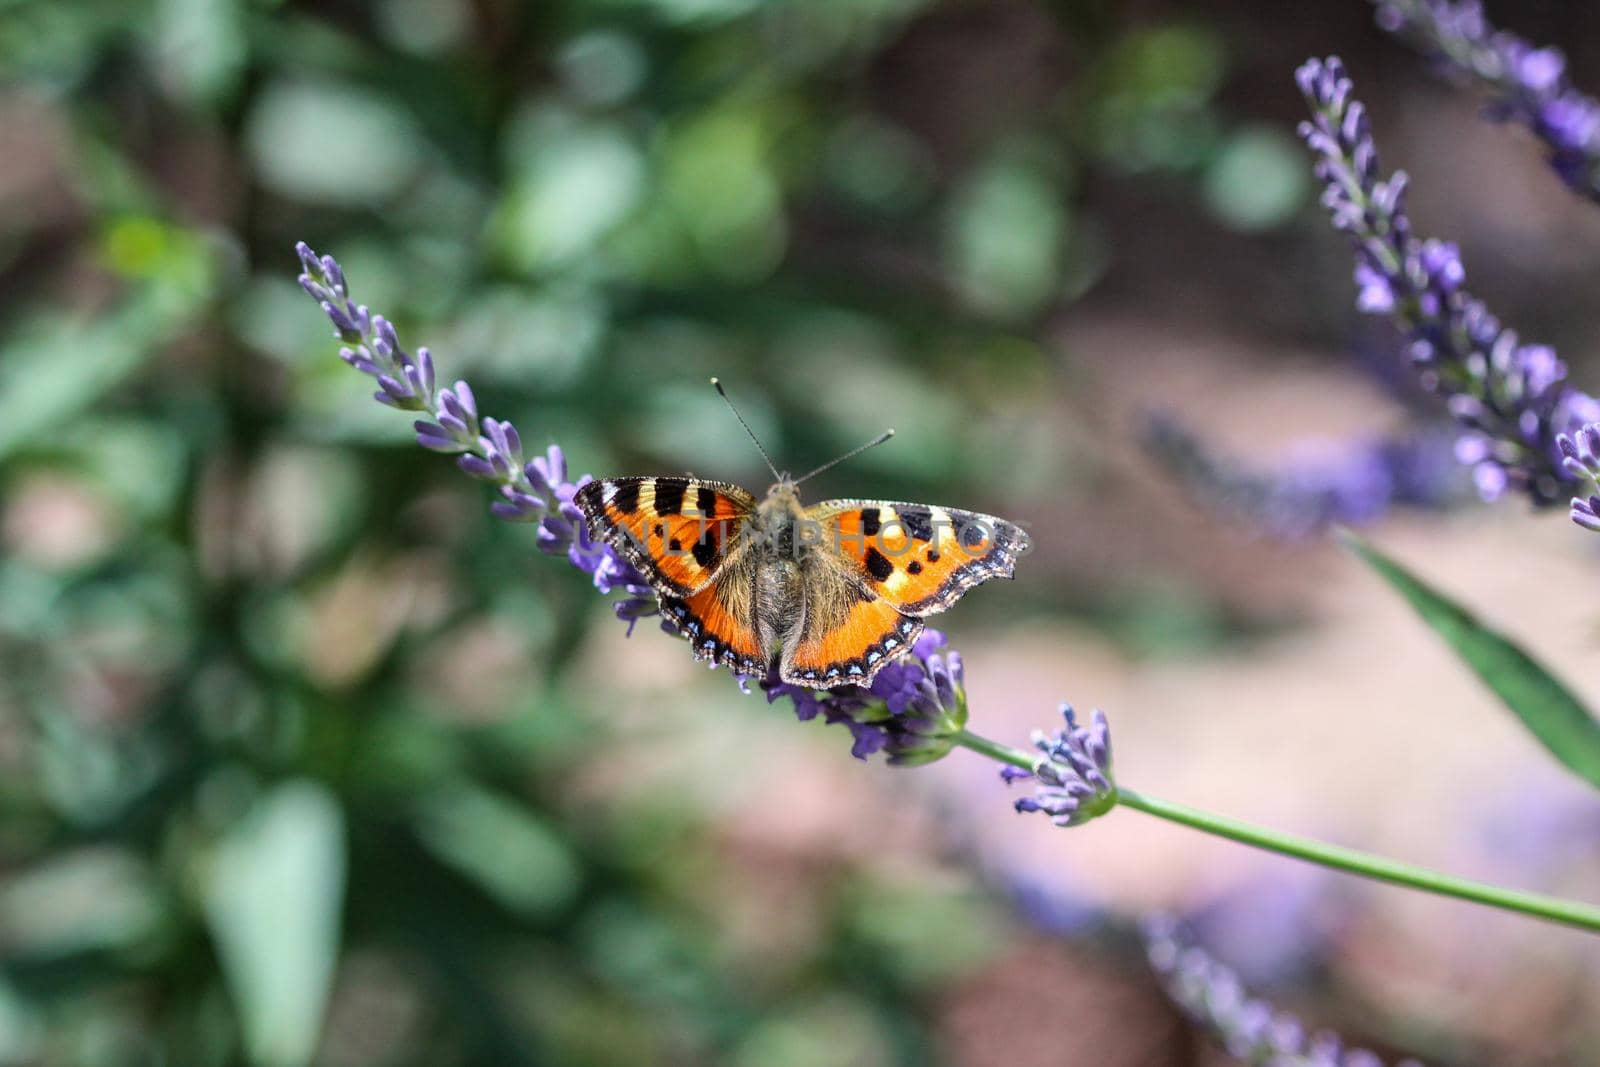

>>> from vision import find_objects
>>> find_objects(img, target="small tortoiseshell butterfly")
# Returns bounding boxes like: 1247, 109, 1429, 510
574, 380, 1028, 688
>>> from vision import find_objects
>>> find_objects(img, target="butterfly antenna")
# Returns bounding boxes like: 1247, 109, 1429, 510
711, 377, 782, 482
793, 428, 896, 486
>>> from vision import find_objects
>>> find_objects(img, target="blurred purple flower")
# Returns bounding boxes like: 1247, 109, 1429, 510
1007, 704, 1116, 828
1003, 871, 1106, 937
1374, 0, 1600, 202
1143, 414, 1466, 538
1184, 867, 1349, 988
1298, 56, 1599, 507
1144, 916, 1427, 1066
1470, 780, 1600, 884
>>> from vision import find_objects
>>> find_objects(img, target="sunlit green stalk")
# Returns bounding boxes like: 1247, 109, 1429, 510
952, 729, 1600, 935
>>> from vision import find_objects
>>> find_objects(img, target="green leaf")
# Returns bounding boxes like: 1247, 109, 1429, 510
202, 781, 346, 1067
1340, 529, 1600, 789
0, 222, 214, 463
411, 784, 580, 919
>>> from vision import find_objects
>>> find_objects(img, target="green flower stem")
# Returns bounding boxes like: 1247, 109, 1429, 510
953, 728, 1038, 769
951, 729, 1600, 935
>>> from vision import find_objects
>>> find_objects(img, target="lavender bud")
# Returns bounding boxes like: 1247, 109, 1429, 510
437, 385, 479, 441
376, 374, 413, 404
338, 347, 376, 376
526, 445, 567, 496
456, 454, 499, 481
298, 274, 330, 304
482, 418, 522, 469
321, 300, 359, 338
415, 347, 436, 398
414, 420, 462, 454
319, 254, 345, 294
295, 241, 322, 279
1572, 495, 1600, 531
372, 316, 403, 362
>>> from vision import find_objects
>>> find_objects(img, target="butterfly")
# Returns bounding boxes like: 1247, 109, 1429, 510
573, 381, 1029, 688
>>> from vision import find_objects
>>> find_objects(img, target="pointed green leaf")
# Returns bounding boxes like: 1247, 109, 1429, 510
202, 781, 346, 1067
1340, 529, 1600, 789
411, 784, 580, 918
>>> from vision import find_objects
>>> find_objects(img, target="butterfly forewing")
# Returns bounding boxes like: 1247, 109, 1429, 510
574, 477, 757, 597
805, 501, 1029, 616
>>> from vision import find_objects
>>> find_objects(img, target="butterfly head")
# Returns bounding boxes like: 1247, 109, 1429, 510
764, 475, 801, 503
756, 477, 806, 526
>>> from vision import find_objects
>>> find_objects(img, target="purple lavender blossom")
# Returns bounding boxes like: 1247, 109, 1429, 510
1297, 57, 1600, 506
1007, 704, 1116, 827
1556, 423, 1600, 532
1142, 414, 1465, 538
1374, 0, 1600, 203
766, 679, 885, 760
1557, 423, 1600, 485
869, 630, 968, 765
1144, 916, 1426, 1067
762, 629, 968, 764
1569, 493, 1600, 531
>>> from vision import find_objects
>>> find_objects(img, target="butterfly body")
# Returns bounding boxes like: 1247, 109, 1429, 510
574, 474, 1027, 688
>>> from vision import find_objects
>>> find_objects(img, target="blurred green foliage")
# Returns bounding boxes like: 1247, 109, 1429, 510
0, 0, 1283, 1064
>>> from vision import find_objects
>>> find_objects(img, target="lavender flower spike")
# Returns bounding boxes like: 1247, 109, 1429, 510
1144, 917, 1427, 1067
1141, 413, 1465, 539
1557, 423, 1600, 531
294, 242, 658, 628
1297, 57, 1600, 506
869, 630, 970, 765
1007, 704, 1117, 827
1374, 0, 1600, 204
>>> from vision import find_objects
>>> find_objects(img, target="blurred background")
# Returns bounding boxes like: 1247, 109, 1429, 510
5, 0, 1600, 1064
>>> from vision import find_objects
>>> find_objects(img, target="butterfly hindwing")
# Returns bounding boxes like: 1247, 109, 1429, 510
806, 501, 1029, 617
780, 578, 923, 686
660, 553, 766, 675
574, 477, 756, 598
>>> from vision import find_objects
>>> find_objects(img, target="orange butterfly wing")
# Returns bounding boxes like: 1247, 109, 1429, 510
661, 581, 766, 675
781, 589, 923, 686
576, 476, 768, 675
574, 477, 755, 598
806, 501, 1029, 616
